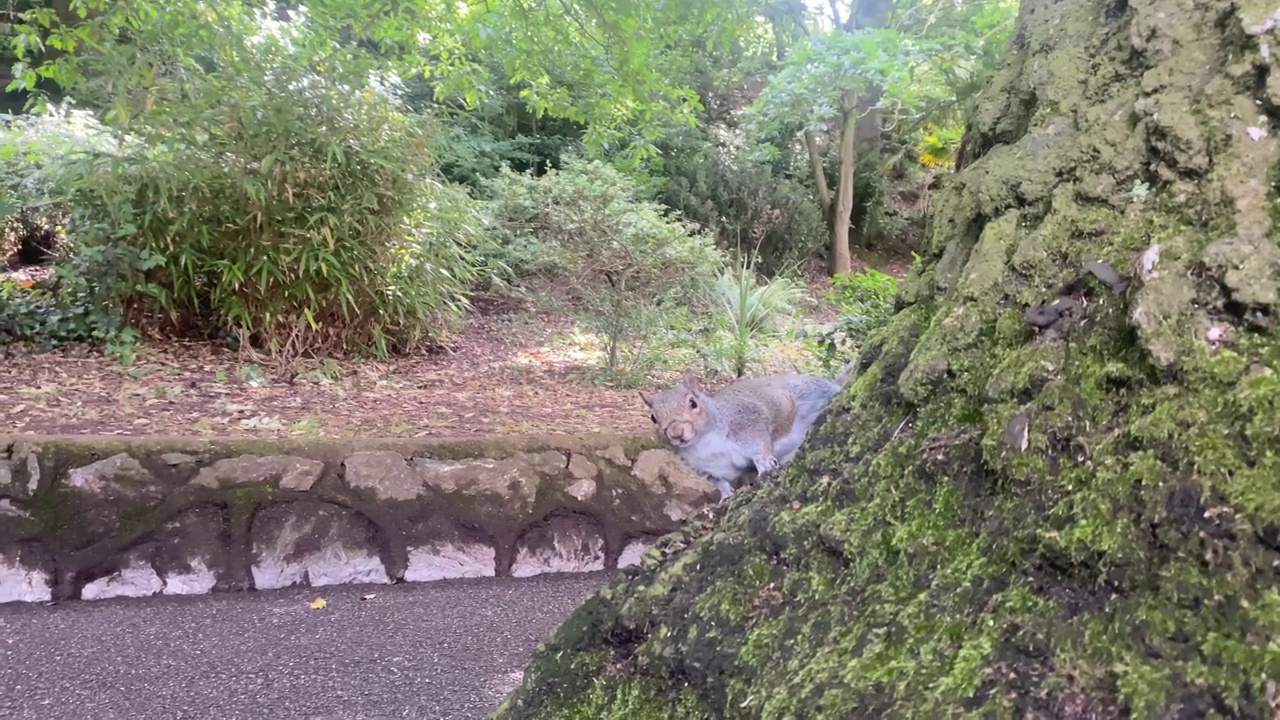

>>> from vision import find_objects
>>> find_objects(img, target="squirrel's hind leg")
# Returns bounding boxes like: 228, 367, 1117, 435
713, 478, 735, 501
743, 428, 779, 477
693, 468, 736, 502
774, 423, 815, 467
751, 445, 779, 476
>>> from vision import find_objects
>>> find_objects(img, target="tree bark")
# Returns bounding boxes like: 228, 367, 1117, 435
829, 91, 858, 275
496, 0, 1280, 715
802, 128, 832, 217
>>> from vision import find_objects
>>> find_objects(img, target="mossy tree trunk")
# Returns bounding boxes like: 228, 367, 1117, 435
495, 0, 1280, 714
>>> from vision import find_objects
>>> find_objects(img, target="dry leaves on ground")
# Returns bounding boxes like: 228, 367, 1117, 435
1, 253, 911, 439
1, 308, 654, 439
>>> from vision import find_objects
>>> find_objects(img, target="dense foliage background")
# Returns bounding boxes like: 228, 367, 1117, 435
1, 0, 1015, 383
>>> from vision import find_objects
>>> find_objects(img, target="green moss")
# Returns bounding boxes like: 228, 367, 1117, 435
897, 299, 1002, 405
118, 504, 160, 538
896, 260, 934, 306
0, 433, 664, 469
982, 343, 1068, 402
957, 210, 1019, 300
536, 673, 712, 719
229, 484, 275, 514
29, 487, 66, 539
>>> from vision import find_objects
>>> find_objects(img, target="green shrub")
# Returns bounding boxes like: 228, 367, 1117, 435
801, 268, 900, 373
484, 156, 725, 381
650, 126, 827, 277
0, 109, 143, 353
432, 120, 581, 189
420, 98, 585, 190
0, 275, 139, 359
0, 108, 106, 265
395, 52, 587, 190
16, 5, 483, 360
704, 257, 808, 378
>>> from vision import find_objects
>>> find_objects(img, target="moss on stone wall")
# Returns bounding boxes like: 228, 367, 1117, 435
495, 0, 1280, 715
4, 432, 659, 469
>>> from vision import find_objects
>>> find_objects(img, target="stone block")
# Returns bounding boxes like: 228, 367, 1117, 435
251, 502, 390, 590
511, 516, 606, 578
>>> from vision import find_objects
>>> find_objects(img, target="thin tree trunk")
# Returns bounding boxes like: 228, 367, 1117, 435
803, 129, 832, 218
828, 91, 858, 275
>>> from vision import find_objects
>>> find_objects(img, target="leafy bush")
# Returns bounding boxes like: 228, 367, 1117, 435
0, 109, 145, 354
431, 120, 581, 189
917, 123, 965, 170
484, 156, 724, 381
0, 275, 140, 359
407, 69, 587, 191
650, 126, 827, 277
802, 268, 899, 373
10, 5, 484, 360
0, 107, 108, 265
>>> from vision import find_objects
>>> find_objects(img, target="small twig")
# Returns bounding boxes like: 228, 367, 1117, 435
890, 412, 913, 442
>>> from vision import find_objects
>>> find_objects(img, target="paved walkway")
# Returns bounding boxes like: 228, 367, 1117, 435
0, 572, 610, 720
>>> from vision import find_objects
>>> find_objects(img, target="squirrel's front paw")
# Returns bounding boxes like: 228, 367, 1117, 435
755, 454, 779, 475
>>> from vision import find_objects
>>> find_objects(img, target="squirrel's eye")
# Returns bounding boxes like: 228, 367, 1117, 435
650, 414, 657, 424
688, 398, 698, 410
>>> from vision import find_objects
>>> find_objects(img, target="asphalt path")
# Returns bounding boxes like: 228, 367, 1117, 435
0, 572, 611, 720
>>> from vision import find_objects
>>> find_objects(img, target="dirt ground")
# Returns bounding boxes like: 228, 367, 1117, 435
2, 253, 911, 438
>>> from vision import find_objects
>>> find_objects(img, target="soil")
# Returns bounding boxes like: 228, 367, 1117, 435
1, 252, 912, 438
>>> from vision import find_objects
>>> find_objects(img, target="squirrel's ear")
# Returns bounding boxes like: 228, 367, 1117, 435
681, 367, 702, 393
638, 390, 654, 407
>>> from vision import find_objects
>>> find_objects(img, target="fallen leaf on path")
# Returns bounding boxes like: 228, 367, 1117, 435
309, 597, 328, 610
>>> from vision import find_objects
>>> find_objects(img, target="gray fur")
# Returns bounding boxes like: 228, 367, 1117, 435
639, 367, 850, 502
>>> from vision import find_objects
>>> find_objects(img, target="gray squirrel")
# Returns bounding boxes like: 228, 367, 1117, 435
639, 363, 855, 501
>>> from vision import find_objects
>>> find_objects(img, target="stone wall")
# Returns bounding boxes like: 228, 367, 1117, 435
0, 433, 716, 604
